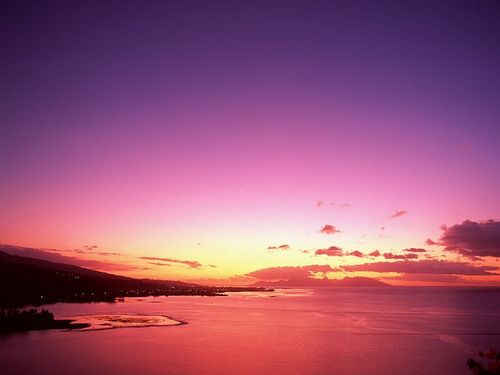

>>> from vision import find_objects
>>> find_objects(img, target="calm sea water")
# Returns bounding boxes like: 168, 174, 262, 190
1, 287, 499, 375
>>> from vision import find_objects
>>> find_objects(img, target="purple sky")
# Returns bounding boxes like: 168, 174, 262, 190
1, 1, 500, 284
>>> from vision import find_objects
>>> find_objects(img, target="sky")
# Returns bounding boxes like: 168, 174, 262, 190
1, 0, 500, 286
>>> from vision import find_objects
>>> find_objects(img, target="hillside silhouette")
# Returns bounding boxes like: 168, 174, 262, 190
0, 250, 267, 307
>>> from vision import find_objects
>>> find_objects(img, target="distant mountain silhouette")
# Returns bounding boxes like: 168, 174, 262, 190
0, 250, 265, 307
251, 276, 390, 287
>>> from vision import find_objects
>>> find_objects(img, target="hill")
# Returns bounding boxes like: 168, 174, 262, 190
0, 250, 267, 307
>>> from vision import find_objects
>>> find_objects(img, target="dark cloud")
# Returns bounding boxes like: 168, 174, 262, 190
319, 224, 341, 235
341, 259, 498, 275
389, 210, 408, 219
246, 265, 335, 281
403, 248, 427, 253
425, 238, 437, 246
440, 219, 500, 257
267, 244, 290, 250
315, 246, 343, 256
369, 250, 381, 257
139, 256, 202, 269
383, 252, 418, 260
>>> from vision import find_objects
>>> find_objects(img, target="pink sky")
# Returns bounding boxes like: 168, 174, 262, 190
2, 1, 500, 285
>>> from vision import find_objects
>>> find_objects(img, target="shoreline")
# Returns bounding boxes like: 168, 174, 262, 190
64, 314, 188, 332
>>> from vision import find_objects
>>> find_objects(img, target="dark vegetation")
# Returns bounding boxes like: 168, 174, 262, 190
468, 349, 500, 375
0, 308, 89, 333
0, 250, 271, 308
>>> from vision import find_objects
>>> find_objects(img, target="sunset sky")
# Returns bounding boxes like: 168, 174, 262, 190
2, 1, 500, 285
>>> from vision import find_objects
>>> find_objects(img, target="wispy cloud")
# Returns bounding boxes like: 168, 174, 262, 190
316, 201, 351, 208
404, 248, 427, 253
267, 244, 290, 250
383, 252, 418, 260
139, 256, 202, 269
148, 262, 172, 266
389, 210, 407, 219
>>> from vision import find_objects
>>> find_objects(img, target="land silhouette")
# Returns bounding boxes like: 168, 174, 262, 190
0, 308, 89, 333
0, 249, 389, 309
252, 276, 390, 287
0, 250, 270, 308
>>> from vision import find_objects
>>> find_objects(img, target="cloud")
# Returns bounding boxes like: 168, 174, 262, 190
0, 244, 142, 272
347, 250, 365, 258
316, 201, 351, 209
440, 219, 500, 257
369, 250, 381, 257
382, 274, 466, 283
425, 238, 437, 246
315, 246, 343, 256
77, 245, 123, 257
139, 256, 202, 269
148, 262, 172, 266
383, 252, 418, 260
389, 210, 408, 219
267, 244, 290, 250
187, 275, 255, 286
96, 251, 123, 256
403, 248, 427, 253
341, 259, 498, 275
246, 264, 335, 281
319, 224, 341, 235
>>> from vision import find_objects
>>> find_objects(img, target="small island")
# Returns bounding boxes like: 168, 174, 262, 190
67, 314, 186, 331
0, 309, 89, 334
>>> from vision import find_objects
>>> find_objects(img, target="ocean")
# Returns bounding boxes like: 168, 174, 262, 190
1, 287, 499, 375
